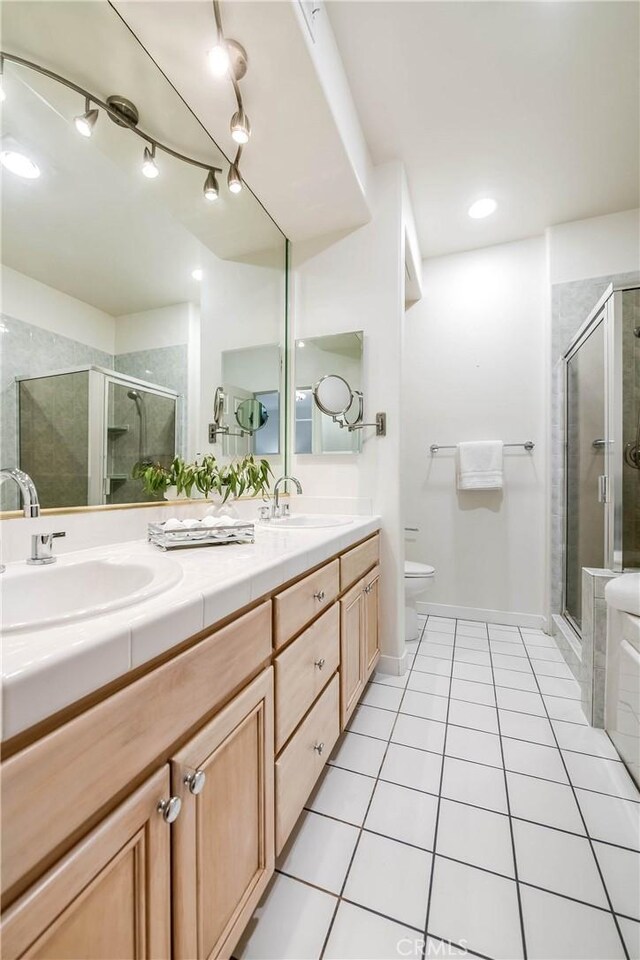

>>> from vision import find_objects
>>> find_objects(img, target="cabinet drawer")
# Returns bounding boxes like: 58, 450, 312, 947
275, 674, 340, 854
340, 535, 379, 591
275, 605, 340, 752
273, 560, 339, 650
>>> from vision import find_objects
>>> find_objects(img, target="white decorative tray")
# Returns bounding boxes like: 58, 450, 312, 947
148, 519, 255, 550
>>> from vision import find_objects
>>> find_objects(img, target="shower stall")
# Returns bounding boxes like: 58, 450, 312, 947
17, 366, 178, 508
563, 284, 640, 634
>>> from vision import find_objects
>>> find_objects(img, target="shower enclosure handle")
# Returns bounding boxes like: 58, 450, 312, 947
598, 475, 609, 504
592, 439, 607, 449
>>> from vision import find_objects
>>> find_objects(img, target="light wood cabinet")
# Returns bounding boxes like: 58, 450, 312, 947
364, 566, 381, 677
171, 669, 274, 960
275, 675, 340, 854
1, 767, 171, 960
274, 604, 340, 751
339, 564, 381, 727
1, 533, 381, 960
273, 560, 339, 649
340, 581, 366, 727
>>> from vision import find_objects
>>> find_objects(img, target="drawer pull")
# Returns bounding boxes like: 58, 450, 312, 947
314, 657, 326, 670
313, 590, 326, 602
364, 584, 372, 594
157, 796, 182, 824
313, 741, 325, 755
184, 770, 206, 796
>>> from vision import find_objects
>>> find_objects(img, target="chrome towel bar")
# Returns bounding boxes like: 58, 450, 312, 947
429, 441, 535, 454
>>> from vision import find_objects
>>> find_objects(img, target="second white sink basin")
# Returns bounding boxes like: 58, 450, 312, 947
2, 553, 183, 633
265, 515, 354, 529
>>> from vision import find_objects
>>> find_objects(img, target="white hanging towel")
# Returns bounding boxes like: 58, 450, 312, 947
457, 441, 504, 490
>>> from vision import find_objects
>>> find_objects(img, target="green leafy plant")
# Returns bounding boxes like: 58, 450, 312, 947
134, 454, 273, 502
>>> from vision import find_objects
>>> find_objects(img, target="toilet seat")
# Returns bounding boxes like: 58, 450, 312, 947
405, 561, 435, 578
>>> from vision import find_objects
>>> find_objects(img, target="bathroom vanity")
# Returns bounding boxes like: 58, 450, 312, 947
0, 521, 380, 960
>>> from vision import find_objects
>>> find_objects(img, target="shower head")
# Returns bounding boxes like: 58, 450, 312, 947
633, 326, 640, 339
127, 389, 141, 401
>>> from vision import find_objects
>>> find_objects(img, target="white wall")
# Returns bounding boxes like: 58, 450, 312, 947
548, 208, 640, 285
403, 237, 548, 622
114, 302, 192, 354
292, 162, 407, 672
1, 265, 115, 354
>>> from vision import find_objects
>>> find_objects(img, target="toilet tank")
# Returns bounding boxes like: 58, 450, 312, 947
605, 574, 640, 788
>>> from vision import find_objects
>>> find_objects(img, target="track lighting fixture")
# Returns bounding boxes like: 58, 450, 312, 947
203, 168, 219, 201
74, 98, 98, 138
227, 162, 242, 194
208, 41, 229, 78
230, 108, 251, 145
141, 143, 159, 179
0, 49, 246, 199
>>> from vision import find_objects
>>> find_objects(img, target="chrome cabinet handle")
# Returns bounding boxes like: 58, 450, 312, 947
314, 658, 326, 670
313, 590, 326, 602
313, 742, 325, 755
364, 584, 372, 594
184, 770, 206, 795
157, 796, 182, 823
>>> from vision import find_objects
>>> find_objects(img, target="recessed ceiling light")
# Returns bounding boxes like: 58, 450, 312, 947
298, 341, 305, 348
468, 198, 497, 219
0, 149, 40, 179
191, 268, 203, 281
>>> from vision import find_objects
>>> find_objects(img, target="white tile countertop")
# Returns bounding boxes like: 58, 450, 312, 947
1, 515, 380, 740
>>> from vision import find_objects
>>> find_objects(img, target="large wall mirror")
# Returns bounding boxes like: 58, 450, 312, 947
0, 1, 287, 511
294, 332, 363, 455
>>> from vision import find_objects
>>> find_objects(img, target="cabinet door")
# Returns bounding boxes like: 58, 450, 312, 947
1, 766, 171, 960
171, 668, 274, 960
364, 566, 381, 679
340, 580, 366, 727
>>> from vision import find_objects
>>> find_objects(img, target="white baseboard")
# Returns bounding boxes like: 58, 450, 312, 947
417, 601, 546, 631
377, 649, 409, 677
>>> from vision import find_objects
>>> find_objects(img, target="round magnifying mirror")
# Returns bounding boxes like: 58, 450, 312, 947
313, 374, 353, 417
235, 398, 268, 433
213, 386, 225, 426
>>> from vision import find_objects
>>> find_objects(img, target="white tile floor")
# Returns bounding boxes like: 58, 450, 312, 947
235, 616, 640, 960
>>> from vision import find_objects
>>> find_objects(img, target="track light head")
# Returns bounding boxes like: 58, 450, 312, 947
208, 38, 248, 80
142, 143, 159, 179
227, 162, 242, 194
74, 99, 98, 138
203, 169, 220, 202
230, 108, 251, 145
208, 41, 230, 77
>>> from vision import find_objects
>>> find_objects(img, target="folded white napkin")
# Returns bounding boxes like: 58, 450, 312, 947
457, 441, 504, 490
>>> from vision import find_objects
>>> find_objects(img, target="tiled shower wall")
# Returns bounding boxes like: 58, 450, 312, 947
0, 314, 187, 510
550, 269, 640, 619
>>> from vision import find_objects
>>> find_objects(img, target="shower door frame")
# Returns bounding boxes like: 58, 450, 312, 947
561, 285, 613, 636
100, 371, 179, 505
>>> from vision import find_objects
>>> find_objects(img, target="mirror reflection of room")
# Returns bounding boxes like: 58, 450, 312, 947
0, 7, 286, 511
294, 332, 363, 455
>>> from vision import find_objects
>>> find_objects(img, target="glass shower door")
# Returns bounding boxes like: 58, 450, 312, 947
565, 320, 606, 631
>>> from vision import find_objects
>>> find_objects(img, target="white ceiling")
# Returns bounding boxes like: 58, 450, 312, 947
328, 1, 640, 258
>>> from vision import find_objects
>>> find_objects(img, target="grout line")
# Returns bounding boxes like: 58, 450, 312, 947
317, 616, 431, 958
486, 625, 529, 959
422, 616, 458, 952
516, 626, 632, 960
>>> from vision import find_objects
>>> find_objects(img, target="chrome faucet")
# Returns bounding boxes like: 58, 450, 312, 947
268, 475, 303, 519
28, 531, 66, 565
0, 467, 40, 518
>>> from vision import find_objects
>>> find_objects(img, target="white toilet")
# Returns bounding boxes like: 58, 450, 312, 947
405, 561, 436, 641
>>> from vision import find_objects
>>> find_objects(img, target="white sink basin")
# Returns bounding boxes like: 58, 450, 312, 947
1, 554, 182, 633
265, 515, 354, 529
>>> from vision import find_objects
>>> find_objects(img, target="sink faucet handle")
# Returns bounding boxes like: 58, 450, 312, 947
28, 531, 66, 566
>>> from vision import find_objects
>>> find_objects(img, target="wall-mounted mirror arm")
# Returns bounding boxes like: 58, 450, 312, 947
312, 375, 386, 437
208, 388, 268, 443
